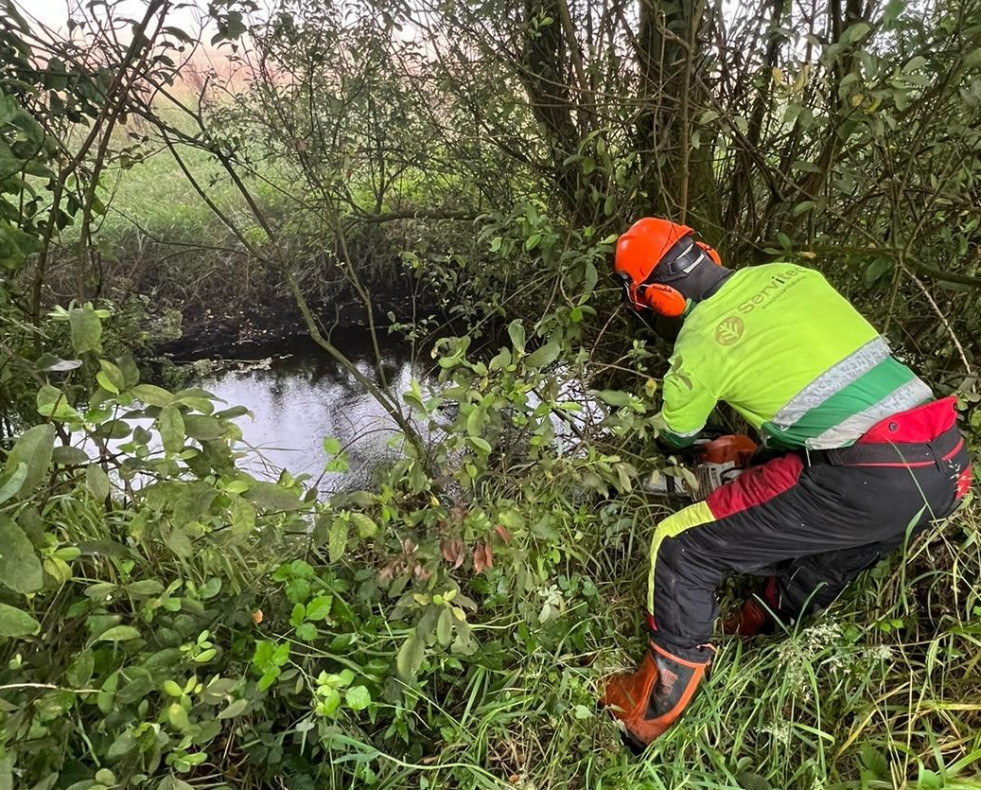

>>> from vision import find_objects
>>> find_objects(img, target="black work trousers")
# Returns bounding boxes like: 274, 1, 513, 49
645, 426, 971, 662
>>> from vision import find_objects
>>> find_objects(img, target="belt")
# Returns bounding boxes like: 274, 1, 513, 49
808, 424, 964, 468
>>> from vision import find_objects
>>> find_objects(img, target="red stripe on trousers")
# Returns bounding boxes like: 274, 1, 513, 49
706, 453, 804, 520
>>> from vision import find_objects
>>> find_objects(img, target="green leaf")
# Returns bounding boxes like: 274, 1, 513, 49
0, 463, 27, 505
0, 516, 44, 593
218, 698, 249, 719
318, 686, 342, 716
0, 602, 41, 637
595, 389, 633, 407
34, 353, 82, 372
469, 436, 493, 453
864, 257, 893, 285
117, 353, 141, 388
69, 306, 102, 353
246, 481, 301, 512
86, 464, 111, 501
228, 495, 256, 538
508, 320, 526, 354
859, 743, 889, 778
37, 384, 78, 420
163, 680, 183, 697
4, 424, 55, 499
132, 383, 173, 407
66, 649, 95, 687
295, 622, 317, 641
52, 445, 89, 465
165, 526, 193, 557
396, 629, 426, 680
199, 577, 222, 599
95, 625, 141, 642
488, 348, 512, 371
127, 580, 164, 596
305, 595, 332, 621
328, 519, 349, 563
525, 341, 560, 369
157, 774, 194, 790
436, 606, 453, 647
349, 512, 377, 538
96, 371, 118, 394
167, 702, 191, 731
736, 770, 771, 790
466, 407, 483, 437
98, 359, 126, 394
106, 728, 138, 761
841, 21, 871, 45
159, 405, 185, 454
184, 415, 224, 440
345, 685, 371, 711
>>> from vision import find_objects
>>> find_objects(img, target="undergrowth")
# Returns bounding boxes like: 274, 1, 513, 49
1, 304, 979, 790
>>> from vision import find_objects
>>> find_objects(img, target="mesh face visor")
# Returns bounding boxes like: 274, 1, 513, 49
641, 236, 711, 287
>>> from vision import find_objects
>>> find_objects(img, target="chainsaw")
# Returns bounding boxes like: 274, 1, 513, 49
645, 434, 758, 500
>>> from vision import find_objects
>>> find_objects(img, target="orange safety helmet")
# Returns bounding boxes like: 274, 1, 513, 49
615, 217, 722, 317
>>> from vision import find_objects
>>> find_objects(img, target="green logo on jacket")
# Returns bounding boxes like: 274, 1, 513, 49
715, 316, 745, 345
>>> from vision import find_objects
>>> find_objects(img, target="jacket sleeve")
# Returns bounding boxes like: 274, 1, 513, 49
658, 355, 718, 449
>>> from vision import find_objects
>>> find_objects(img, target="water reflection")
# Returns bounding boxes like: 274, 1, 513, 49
200, 335, 431, 493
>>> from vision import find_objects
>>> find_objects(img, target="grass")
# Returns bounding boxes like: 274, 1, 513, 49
325, 495, 981, 790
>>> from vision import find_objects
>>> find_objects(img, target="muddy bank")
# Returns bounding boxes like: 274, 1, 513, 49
156, 290, 445, 361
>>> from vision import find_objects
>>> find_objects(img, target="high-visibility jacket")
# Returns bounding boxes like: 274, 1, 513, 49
660, 262, 932, 450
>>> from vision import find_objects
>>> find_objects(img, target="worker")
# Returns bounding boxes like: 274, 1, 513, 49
601, 217, 973, 752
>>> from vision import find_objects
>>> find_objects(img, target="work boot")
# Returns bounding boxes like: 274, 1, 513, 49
601, 640, 710, 753
721, 577, 779, 638
721, 597, 774, 637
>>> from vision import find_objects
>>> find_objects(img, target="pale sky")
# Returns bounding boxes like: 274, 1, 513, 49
16, 0, 212, 33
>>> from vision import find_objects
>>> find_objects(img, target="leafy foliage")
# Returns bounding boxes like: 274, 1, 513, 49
0, 1, 980, 789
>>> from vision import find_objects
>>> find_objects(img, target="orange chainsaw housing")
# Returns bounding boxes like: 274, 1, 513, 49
698, 435, 757, 466
690, 435, 758, 500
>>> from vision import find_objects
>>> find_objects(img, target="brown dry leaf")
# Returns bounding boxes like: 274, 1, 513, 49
440, 537, 465, 569
378, 560, 401, 585
494, 525, 513, 544
251, 610, 263, 625
473, 542, 494, 574
413, 563, 432, 582
402, 538, 417, 555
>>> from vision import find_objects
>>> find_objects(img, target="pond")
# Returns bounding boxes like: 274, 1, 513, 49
193, 333, 436, 493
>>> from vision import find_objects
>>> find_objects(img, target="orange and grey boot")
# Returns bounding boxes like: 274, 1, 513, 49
600, 640, 710, 753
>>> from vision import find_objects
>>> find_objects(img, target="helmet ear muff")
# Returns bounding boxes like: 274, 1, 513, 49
638, 283, 688, 317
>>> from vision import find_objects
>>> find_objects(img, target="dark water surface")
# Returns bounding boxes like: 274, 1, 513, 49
197, 334, 434, 493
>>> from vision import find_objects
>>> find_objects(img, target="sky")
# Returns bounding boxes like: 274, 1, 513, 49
16, 0, 212, 33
